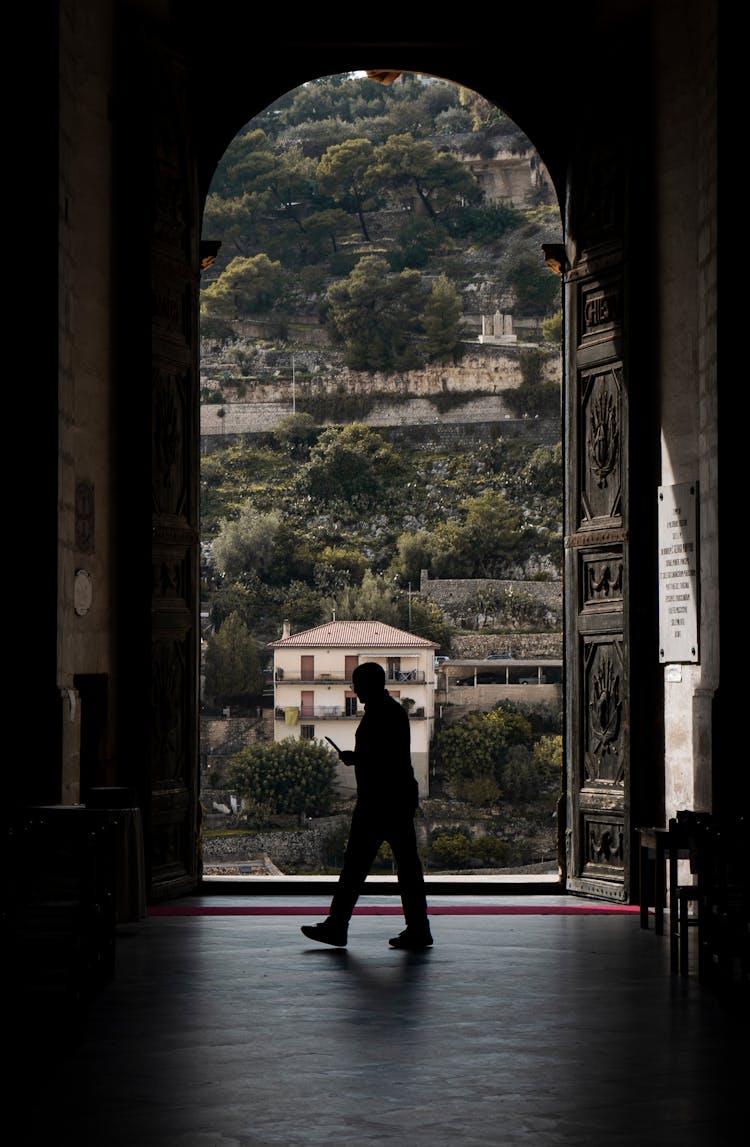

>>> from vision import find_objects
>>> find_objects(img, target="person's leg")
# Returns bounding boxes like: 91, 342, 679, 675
301, 807, 381, 946
328, 806, 382, 923
387, 812, 432, 946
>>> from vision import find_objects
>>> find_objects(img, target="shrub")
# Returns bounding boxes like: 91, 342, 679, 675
452, 776, 501, 807
227, 738, 337, 819
473, 836, 511, 864
373, 841, 395, 871
431, 830, 472, 866
321, 821, 350, 870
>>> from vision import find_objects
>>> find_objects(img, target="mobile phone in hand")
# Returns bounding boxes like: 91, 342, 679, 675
325, 736, 341, 753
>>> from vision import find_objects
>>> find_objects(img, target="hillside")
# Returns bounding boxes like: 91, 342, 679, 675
197, 73, 564, 694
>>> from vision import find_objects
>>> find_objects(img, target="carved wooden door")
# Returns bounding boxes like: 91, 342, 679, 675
563, 151, 632, 902
147, 44, 201, 901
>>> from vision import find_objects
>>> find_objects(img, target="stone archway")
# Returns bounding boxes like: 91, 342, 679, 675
135, 26, 658, 903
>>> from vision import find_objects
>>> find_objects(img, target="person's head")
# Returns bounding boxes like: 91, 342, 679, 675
351, 661, 386, 703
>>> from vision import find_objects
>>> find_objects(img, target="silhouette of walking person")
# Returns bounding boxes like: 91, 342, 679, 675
301, 661, 433, 951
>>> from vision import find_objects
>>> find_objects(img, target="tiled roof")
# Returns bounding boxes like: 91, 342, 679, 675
267, 620, 438, 649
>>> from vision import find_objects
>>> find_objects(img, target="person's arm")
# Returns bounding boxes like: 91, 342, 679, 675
326, 736, 356, 766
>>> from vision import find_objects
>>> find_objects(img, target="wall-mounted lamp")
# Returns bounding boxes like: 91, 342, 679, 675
366, 70, 403, 85
200, 240, 222, 272
542, 243, 566, 276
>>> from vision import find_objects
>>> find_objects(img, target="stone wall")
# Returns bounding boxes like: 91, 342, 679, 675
421, 572, 561, 609
199, 336, 562, 451
201, 814, 349, 871
201, 399, 559, 450
200, 341, 561, 404
449, 632, 563, 659
420, 573, 562, 632
201, 803, 559, 873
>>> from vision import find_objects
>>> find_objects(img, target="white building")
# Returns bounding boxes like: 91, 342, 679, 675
267, 619, 439, 799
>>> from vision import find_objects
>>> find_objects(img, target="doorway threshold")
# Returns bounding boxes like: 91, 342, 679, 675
196, 872, 565, 897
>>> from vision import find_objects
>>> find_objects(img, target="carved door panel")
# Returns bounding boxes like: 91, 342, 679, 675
564, 152, 631, 901
147, 45, 201, 901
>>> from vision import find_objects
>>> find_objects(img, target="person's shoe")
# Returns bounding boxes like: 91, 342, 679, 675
301, 918, 348, 947
388, 927, 433, 951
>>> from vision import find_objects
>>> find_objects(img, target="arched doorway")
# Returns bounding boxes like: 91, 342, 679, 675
136, 29, 657, 905
196, 70, 565, 882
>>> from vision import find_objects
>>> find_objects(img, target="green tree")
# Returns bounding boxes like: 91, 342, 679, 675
317, 138, 377, 242
336, 569, 400, 625
227, 738, 337, 820
396, 595, 453, 652
272, 412, 320, 459
388, 218, 444, 271
436, 707, 533, 796
280, 73, 362, 129
325, 255, 425, 371
202, 254, 284, 317
303, 207, 353, 254
203, 612, 264, 709
532, 733, 563, 784
316, 545, 369, 586
212, 504, 306, 587
500, 744, 539, 800
368, 133, 482, 221
265, 145, 317, 233
209, 128, 280, 200
494, 699, 562, 738
202, 129, 280, 260
507, 253, 560, 317
422, 274, 466, 362
209, 580, 257, 630
431, 831, 472, 866
388, 530, 434, 587
202, 190, 271, 258
213, 505, 283, 582
430, 491, 527, 578
542, 310, 563, 343
506, 442, 563, 573
461, 492, 525, 571
203, 129, 317, 265
278, 580, 328, 630
313, 561, 354, 600
297, 423, 410, 508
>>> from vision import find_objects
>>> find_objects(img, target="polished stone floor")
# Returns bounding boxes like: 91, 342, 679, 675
14, 893, 747, 1147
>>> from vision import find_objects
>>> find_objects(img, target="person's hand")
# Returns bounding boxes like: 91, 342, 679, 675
339, 750, 356, 766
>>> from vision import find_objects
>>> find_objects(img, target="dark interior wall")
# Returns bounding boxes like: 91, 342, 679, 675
11, 6, 62, 805
111, 4, 164, 819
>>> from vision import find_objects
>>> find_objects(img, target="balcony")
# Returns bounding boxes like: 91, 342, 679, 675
275, 706, 358, 721
386, 669, 424, 684
275, 705, 426, 722
273, 669, 426, 685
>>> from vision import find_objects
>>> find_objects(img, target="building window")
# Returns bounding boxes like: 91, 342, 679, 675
300, 724, 315, 741
345, 694, 358, 717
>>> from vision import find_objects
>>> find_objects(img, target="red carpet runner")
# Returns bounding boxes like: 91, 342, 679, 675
148, 904, 640, 917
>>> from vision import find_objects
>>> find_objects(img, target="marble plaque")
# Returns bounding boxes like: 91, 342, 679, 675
658, 482, 699, 663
